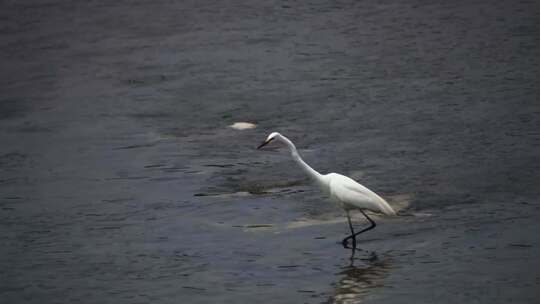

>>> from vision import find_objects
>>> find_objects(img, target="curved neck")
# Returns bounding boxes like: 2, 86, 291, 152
277, 134, 323, 182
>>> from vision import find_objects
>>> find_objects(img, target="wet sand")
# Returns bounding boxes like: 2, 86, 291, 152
1, 0, 540, 303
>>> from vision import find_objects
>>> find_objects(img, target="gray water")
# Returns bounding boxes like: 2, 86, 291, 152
1, 0, 540, 303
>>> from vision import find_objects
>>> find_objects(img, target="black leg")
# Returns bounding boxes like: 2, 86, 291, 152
354, 210, 376, 238
342, 211, 356, 249
342, 210, 377, 250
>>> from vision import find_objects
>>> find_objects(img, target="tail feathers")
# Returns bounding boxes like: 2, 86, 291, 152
377, 197, 396, 216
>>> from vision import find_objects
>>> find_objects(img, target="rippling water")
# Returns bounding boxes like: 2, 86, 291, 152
1, 0, 539, 303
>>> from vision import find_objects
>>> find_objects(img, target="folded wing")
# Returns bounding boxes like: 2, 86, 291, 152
328, 173, 396, 216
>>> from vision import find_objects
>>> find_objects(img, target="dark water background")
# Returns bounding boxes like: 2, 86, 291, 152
1, 0, 540, 303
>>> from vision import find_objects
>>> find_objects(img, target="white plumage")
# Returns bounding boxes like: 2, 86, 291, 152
327, 173, 395, 216
257, 132, 395, 250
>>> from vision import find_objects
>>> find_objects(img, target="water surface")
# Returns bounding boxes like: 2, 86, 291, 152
1, 0, 539, 303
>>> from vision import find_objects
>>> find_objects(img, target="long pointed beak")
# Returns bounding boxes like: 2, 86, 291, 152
257, 138, 274, 149
257, 140, 269, 149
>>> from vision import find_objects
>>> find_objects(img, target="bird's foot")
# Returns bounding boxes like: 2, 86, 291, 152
341, 239, 364, 252
341, 238, 356, 249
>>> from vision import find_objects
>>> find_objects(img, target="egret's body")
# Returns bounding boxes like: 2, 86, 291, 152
257, 132, 395, 250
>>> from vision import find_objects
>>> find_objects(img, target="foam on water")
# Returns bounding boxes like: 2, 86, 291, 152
229, 122, 257, 130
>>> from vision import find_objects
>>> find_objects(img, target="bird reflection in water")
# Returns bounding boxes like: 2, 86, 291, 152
328, 252, 392, 304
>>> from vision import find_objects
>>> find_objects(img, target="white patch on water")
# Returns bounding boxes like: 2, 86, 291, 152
241, 224, 274, 232
201, 191, 252, 198
385, 193, 414, 213
287, 217, 349, 229
286, 193, 415, 229
229, 122, 256, 130
348, 170, 366, 180
207, 192, 415, 232
287, 212, 379, 229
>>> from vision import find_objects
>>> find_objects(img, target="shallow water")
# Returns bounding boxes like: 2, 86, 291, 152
1, 0, 540, 303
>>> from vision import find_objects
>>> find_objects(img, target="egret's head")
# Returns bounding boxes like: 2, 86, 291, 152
257, 132, 280, 149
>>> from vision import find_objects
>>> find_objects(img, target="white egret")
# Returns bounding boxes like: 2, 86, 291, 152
257, 132, 395, 251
